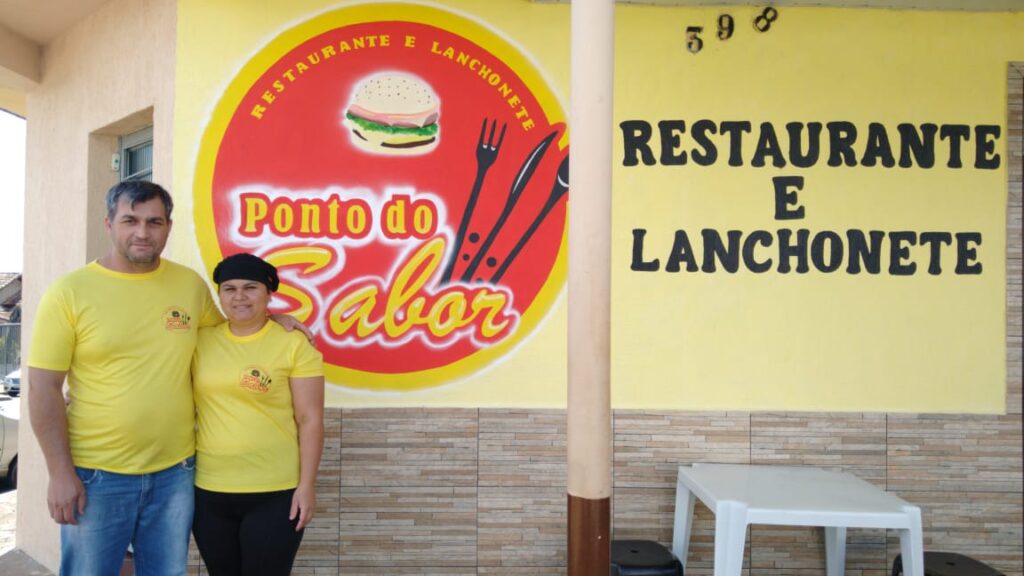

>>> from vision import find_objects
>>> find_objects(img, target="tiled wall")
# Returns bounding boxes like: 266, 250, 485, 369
187, 65, 1024, 576
185, 407, 1021, 576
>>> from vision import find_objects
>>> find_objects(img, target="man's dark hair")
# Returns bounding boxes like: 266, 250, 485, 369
105, 180, 174, 220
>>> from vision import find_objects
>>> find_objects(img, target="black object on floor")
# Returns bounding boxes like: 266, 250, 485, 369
892, 552, 1004, 576
610, 539, 683, 576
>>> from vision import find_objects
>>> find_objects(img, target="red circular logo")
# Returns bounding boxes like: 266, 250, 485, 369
195, 4, 568, 391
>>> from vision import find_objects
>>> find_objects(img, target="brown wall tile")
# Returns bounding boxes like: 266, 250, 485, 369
186, 406, 1024, 574
341, 408, 479, 487
478, 486, 566, 568
751, 412, 887, 485
886, 490, 1023, 576
295, 485, 340, 570
614, 411, 750, 489
340, 568, 476, 575
611, 487, 677, 546
749, 525, 886, 576
887, 414, 1023, 493
291, 569, 351, 575
340, 486, 477, 568
318, 408, 342, 489
187, 538, 203, 573
1008, 63, 1023, 417
611, 486, 739, 576
477, 561, 569, 569
479, 409, 566, 488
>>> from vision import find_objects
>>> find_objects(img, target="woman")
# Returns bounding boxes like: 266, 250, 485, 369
191, 253, 324, 576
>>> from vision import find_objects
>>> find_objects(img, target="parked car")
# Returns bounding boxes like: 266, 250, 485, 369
0, 395, 17, 488
2, 368, 19, 397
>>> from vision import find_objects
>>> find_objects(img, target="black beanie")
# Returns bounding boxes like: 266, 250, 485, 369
213, 253, 280, 292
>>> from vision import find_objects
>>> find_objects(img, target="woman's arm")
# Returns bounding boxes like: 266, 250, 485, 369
289, 375, 325, 530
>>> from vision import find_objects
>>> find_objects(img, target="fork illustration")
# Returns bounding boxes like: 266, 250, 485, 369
439, 118, 506, 285
461, 130, 558, 284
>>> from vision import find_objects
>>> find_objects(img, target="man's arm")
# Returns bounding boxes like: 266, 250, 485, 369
269, 313, 315, 341
28, 367, 86, 525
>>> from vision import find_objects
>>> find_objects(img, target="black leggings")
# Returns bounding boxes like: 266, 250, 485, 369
192, 487, 304, 576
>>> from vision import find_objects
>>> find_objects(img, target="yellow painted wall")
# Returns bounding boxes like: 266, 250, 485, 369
174, 1, 1022, 412
611, 6, 1022, 412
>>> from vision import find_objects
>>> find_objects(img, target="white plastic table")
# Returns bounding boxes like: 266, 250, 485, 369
672, 463, 923, 576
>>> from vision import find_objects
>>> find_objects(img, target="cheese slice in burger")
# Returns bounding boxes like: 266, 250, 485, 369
343, 73, 440, 155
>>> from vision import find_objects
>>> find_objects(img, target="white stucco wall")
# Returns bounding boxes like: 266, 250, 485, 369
16, 0, 176, 569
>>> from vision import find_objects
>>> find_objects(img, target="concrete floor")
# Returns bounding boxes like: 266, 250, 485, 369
0, 489, 54, 575
0, 549, 52, 575
0, 489, 14, 555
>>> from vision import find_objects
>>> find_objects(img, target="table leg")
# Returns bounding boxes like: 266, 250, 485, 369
898, 506, 925, 576
713, 501, 748, 576
824, 526, 847, 576
672, 484, 695, 569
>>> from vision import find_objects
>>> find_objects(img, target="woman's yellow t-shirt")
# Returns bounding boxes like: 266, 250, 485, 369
192, 321, 323, 492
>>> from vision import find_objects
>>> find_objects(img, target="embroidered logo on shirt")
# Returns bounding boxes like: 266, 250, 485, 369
164, 307, 192, 332
239, 366, 272, 393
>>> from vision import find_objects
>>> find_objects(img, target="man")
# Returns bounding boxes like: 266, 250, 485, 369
28, 181, 307, 575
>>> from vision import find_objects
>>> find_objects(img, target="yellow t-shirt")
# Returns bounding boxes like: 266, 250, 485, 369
192, 321, 323, 493
28, 259, 222, 474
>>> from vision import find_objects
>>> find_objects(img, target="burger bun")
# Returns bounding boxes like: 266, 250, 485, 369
343, 74, 440, 156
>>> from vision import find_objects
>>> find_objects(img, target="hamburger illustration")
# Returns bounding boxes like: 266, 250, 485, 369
343, 73, 440, 155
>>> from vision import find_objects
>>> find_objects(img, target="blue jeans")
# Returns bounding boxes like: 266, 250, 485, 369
60, 457, 195, 576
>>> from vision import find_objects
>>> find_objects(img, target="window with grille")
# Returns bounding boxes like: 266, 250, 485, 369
120, 126, 153, 181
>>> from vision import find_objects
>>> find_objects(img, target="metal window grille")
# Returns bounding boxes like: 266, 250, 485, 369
120, 126, 153, 181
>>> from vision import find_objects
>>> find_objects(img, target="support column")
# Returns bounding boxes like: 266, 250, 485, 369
566, 0, 614, 574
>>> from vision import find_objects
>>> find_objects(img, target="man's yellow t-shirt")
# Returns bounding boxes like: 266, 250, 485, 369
192, 321, 323, 493
28, 259, 222, 474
